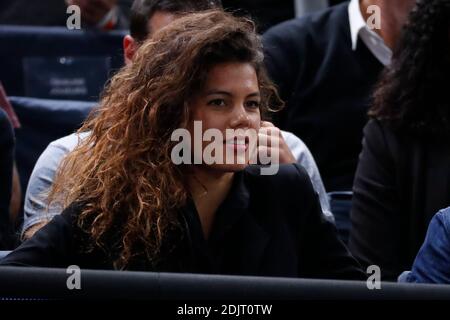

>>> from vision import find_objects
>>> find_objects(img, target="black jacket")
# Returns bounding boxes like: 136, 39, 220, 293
262, 2, 383, 191
349, 120, 450, 280
1, 164, 364, 280
222, 0, 295, 33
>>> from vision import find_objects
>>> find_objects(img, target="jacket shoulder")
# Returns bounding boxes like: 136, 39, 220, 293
364, 119, 404, 157
244, 164, 315, 200
263, 3, 349, 47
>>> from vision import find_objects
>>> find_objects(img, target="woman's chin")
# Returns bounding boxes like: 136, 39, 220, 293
207, 163, 249, 172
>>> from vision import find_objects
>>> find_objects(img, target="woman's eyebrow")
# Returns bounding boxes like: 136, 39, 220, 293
205, 90, 232, 96
247, 92, 261, 98
204, 91, 260, 97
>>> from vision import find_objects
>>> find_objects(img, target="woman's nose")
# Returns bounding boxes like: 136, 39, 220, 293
229, 103, 250, 128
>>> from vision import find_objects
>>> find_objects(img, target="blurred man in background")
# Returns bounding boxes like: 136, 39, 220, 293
263, 0, 416, 192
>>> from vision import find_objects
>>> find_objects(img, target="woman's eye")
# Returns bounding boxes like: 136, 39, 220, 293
246, 100, 261, 108
208, 99, 226, 107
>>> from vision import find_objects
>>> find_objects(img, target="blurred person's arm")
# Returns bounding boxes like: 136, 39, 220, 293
21, 143, 70, 241
9, 163, 21, 225
23, 221, 50, 242
280, 130, 333, 222
400, 209, 450, 284
22, 133, 86, 241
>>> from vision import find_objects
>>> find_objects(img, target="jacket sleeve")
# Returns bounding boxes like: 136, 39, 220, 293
289, 164, 365, 280
348, 120, 402, 281
0, 205, 78, 268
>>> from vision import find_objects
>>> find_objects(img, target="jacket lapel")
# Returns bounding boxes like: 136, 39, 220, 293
210, 170, 272, 275
233, 212, 271, 275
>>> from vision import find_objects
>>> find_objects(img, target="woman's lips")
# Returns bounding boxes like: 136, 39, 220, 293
224, 138, 248, 151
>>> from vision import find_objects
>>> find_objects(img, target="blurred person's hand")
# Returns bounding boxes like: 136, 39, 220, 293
23, 221, 49, 241
257, 121, 296, 164
66, 0, 118, 27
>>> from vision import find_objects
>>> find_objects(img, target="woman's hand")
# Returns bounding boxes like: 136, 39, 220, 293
257, 121, 296, 164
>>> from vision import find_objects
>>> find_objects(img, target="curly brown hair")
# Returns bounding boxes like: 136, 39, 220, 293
49, 10, 282, 269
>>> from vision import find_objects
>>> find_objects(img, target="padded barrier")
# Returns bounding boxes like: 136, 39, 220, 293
0, 267, 450, 300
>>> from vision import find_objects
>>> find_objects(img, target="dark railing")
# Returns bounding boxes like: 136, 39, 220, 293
0, 266, 450, 300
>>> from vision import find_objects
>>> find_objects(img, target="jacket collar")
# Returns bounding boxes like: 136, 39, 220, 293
183, 168, 271, 275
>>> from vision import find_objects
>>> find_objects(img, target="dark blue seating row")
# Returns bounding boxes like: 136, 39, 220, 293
10, 96, 96, 193
0, 25, 125, 101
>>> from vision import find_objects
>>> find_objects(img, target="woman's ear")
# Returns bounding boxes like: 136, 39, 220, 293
123, 35, 137, 65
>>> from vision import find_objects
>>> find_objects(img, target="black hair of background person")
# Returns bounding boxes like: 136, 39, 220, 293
0, 0, 133, 27
349, 0, 450, 281
0, 109, 14, 250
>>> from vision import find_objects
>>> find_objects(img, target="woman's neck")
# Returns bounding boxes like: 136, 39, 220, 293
187, 167, 235, 240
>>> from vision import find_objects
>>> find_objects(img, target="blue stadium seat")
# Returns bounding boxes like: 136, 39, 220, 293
0, 251, 11, 261
0, 25, 125, 101
9, 96, 96, 193
328, 191, 353, 244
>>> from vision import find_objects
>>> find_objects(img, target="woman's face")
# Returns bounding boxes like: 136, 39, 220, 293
188, 62, 262, 173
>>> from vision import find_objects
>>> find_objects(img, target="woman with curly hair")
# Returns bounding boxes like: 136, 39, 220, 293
0, 10, 363, 279
349, 0, 450, 281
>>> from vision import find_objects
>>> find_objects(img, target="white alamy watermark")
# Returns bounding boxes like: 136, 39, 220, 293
66, 5, 81, 30
366, 5, 381, 30
171, 121, 280, 175
366, 265, 381, 290
66, 265, 81, 290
